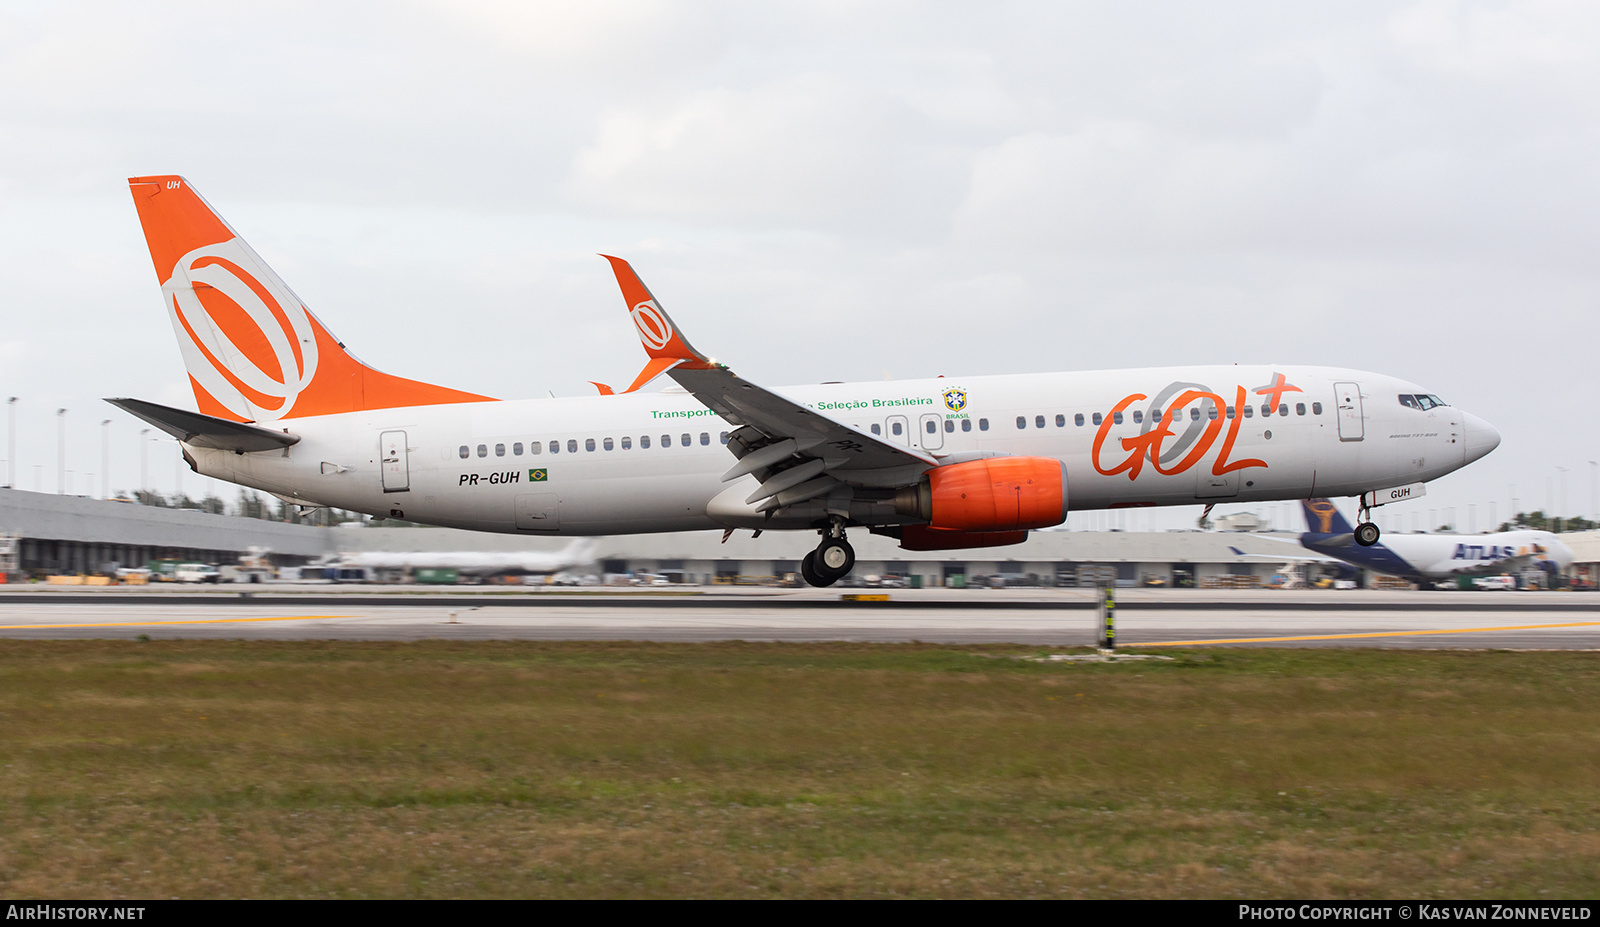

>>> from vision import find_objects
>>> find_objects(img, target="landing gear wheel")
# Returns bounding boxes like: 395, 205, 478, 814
817, 538, 855, 578
1354, 522, 1381, 547
801, 551, 835, 588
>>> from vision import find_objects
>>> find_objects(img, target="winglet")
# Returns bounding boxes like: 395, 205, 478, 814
601, 255, 716, 373
588, 381, 616, 396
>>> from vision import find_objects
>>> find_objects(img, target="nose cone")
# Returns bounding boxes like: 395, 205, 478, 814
1462, 412, 1501, 464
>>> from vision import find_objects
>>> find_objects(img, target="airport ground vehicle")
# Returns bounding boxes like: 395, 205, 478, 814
113, 176, 1501, 587
1474, 575, 1517, 590
173, 563, 221, 584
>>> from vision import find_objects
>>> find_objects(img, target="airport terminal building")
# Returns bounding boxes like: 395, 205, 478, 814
4, 487, 1598, 589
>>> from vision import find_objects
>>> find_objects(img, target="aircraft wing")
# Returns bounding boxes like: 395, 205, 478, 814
1228, 542, 1340, 564
602, 257, 936, 509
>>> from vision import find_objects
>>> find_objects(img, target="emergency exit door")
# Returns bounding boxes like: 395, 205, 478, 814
380, 430, 409, 492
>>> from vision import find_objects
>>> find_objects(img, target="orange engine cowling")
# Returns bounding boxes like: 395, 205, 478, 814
894, 457, 1068, 532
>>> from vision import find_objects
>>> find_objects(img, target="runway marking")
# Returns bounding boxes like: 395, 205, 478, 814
1134, 621, 1600, 647
0, 615, 354, 630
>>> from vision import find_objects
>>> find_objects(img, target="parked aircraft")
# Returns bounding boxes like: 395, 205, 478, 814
1295, 499, 1573, 583
328, 538, 599, 576
109, 176, 1502, 586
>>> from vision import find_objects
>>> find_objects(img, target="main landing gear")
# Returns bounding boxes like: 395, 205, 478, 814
1354, 499, 1381, 547
801, 520, 856, 587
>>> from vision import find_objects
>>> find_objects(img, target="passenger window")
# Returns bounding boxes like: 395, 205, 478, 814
1296, 403, 1306, 416
1279, 404, 1288, 416
979, 418, 989, 431
944, 420, 954, 433
1092, 413, 1102, 425
1242, 405, 1253, 418
603, 437, 614, 451
529, 441, 540, 455
926, 420, 936, 434
1312, 402, 1323, 415
1034, 415, 1045, 428
1260, 404, 1271, 417
1207, 406, 1218, 420
893, 422, 903, 435
871, 423, 881, 435
585, 438, 595, 452
681, 433, 690, 446
621, 436, 632, 449
1132, 410, 1143, 424
1113, 412, 1123, 425
720, 432, 730, 445
1075, 413, 1085, 426
477, 444, 487, 458
1016, 416, 1027, 429
662, 434, 672, 447
512, 442, 523, 456
567, 439, 578, 453
641, 435, 651, 448
1191, 408, 1201, 421
549, 440, 560, 454
458, 446, 469, 459
699, 433, 708, 445
1149, 409, 1160, 423
1056, 414, 1065, 427
495, 443, 505, 457
961, 419, 972, 432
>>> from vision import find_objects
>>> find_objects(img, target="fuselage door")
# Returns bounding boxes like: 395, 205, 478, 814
380, 430, 409, 492
1334, 382, 1364, 442
918, 412, 944, 450
885, 415, 910, 446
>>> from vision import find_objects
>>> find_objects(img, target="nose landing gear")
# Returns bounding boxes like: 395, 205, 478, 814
1354, 499, 1381, 547
801, 520, 856, 587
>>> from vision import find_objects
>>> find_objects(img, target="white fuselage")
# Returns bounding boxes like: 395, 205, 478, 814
186, 365, 1494, 537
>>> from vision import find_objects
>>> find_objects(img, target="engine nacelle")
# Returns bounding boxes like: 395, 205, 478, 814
894, 456, 1068, 532
897, 525, 1029, 551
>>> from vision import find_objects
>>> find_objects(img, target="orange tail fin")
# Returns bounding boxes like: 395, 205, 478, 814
127, 175, 494, 422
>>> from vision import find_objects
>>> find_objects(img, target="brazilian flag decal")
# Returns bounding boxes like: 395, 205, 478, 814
529, 468, 548, 482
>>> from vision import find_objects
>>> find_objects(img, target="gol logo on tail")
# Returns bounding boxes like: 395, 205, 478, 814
163, 239, 318, 421
630, 300, 674, 352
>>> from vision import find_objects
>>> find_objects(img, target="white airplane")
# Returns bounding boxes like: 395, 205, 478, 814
1293, 499, 1573, 585
108, 175, 1502, 587
328, 538, 599, 576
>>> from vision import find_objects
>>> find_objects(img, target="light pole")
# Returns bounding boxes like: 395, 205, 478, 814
56, 408, 66, 494
140, 429, 150, 501
101, 419, 111, 500
6, 397, 15, 489
1591, 461, 1597, 526
1557, 466, 1569, 532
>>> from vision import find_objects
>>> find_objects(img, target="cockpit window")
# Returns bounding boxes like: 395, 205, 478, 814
1400, 393, 1449, 410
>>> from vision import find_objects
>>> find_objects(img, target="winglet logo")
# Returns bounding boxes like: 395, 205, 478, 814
630, 300, 674, 352
1307, 500, 1339, 534
163, 238, 318, 422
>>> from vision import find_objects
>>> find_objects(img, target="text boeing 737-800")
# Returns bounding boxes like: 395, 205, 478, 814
108, 175, 1502, 587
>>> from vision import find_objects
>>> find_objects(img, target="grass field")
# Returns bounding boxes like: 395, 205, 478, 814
1, 640, 1597, 899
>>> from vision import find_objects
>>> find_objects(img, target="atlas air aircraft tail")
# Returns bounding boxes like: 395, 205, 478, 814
1299, 499, 1572, 583
111, 175, 1504, 587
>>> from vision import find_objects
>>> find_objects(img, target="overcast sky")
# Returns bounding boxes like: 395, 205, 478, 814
2, 0, 1596, 533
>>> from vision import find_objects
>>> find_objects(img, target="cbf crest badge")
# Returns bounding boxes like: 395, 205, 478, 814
942, 388, 967, 413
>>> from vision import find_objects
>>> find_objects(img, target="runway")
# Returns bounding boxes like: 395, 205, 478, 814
2, 586, 1599, 647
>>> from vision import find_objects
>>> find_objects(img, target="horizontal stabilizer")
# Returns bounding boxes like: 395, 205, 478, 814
105, 397, 300, 453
